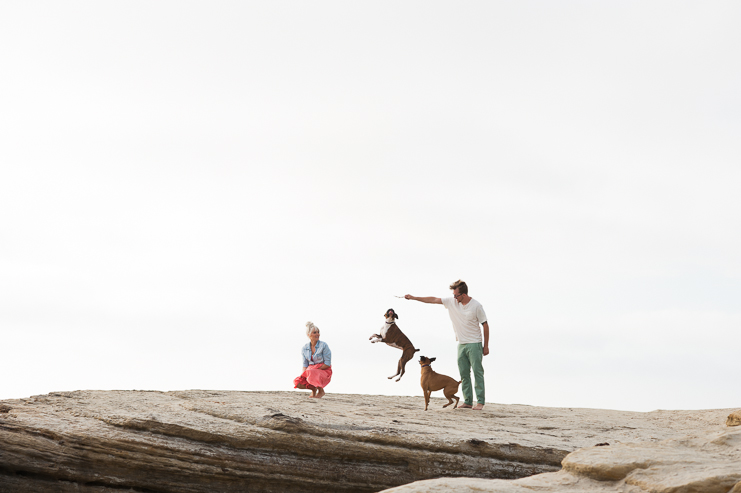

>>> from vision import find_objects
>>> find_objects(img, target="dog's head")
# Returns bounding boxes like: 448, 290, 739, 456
419, 356, 436, 366
384, 308, 399, 320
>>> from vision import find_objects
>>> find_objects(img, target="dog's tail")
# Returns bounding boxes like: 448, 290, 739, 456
414, 348, 420, 353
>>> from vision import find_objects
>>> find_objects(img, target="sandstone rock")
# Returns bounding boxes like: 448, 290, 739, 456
0, 390, 736, 492
728, 410, 741, 426
385, 425, 741, 492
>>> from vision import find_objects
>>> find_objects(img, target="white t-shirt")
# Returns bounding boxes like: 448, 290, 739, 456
441, 297, 487, 344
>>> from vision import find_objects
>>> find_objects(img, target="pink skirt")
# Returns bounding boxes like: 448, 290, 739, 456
294, 364, 332, 389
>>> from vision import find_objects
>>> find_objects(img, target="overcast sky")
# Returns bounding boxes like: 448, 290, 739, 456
2, 1, 739, 412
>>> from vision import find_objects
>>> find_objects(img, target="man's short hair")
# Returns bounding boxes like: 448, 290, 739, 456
449, 279, 468, 295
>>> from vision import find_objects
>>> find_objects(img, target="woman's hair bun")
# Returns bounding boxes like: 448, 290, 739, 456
306, 321, 319, 335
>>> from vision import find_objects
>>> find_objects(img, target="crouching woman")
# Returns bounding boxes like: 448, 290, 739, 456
293, 321, 332, 398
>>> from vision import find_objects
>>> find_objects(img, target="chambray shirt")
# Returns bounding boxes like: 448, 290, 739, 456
301, 340, 332, 368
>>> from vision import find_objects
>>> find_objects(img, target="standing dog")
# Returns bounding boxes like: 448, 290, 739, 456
369, 308, 420, 382
419, 356, 461, 410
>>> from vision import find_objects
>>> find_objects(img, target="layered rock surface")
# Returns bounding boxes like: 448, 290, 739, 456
0, 390, 735, 492
385, 412, 741, 492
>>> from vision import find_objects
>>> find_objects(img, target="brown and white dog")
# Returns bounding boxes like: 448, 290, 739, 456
419, 356, 461, 410
369, 308, 420, 382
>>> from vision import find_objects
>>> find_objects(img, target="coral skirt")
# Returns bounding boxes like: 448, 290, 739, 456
294, 364, 332, 389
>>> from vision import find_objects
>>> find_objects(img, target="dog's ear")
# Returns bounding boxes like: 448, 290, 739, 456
430, 357, 436, 363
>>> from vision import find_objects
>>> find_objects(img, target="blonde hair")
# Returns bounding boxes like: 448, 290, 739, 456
305, 321, 320, 337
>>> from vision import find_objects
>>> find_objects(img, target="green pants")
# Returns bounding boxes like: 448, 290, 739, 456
457, 343, 485, 405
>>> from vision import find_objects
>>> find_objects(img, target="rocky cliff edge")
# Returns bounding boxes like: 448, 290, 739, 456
0, 390, 737, 492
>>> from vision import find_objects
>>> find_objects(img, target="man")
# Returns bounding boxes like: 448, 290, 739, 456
405, 280, 489, 410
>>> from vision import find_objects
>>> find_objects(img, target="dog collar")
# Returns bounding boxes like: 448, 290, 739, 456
421, 364, 430, 367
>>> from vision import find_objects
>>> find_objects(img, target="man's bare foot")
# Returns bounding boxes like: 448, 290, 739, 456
315, 388, 325, 399
473, 403, 484, 410
457, 403, 473, 409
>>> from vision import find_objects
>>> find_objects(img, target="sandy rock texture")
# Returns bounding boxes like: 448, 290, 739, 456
0, 390, 735, 492
384, 415, 741, 493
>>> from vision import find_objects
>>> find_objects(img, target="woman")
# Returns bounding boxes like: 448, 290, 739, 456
293, 321, 332, 398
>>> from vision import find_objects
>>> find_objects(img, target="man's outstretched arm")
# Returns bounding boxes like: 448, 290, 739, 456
404, 294, 443, 304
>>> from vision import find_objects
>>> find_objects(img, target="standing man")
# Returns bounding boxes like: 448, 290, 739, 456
405, 280, 489, 410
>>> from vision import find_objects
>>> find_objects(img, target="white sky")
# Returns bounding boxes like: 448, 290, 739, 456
1, 2, 739, 412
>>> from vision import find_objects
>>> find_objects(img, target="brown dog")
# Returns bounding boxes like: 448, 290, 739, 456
419, 356, 461, 411
369, 308, 420, 382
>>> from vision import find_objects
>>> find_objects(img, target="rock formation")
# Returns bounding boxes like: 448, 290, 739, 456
384, 412, 741, 492
0, 390, 736, 492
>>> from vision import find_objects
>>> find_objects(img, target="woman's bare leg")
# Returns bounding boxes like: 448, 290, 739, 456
315, 387, 325, 399
298, 383, 317, 396
307, 384, 318, 397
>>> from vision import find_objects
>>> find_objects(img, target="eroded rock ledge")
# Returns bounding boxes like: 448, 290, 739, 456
0, 390, 734, 492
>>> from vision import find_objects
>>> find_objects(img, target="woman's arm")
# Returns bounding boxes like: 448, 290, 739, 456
321, 342, 332, 368
301, 347, 310, 369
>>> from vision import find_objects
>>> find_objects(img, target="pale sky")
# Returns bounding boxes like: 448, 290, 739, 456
2, 2, 739, 412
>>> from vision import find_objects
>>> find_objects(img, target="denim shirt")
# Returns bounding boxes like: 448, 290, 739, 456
302, 340, 332, 368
